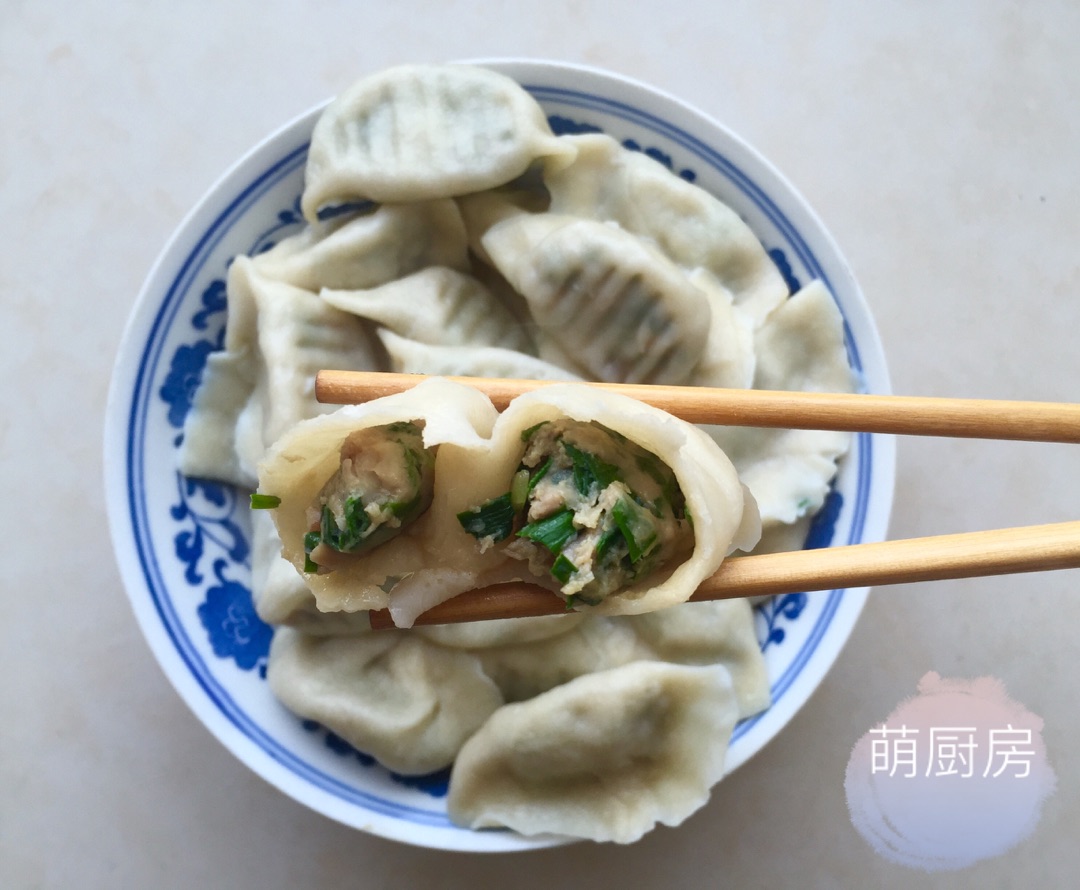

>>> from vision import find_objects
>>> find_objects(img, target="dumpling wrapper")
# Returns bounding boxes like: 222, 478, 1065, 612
322, 266, 531, 353
267, 627, 503, 775
474, 602, 769, 719
707, 280, 854, 527
621, 599, 770, 719
378, 330, 580, 382
447, 661, 740, 843
388, 382, 760, 626
253, 200, 469, 293
301, 64, 576, 220
685, 267, 756, 390
481, 213, 712, 385
178, 256, 380, 487
249, 511, 372, 634
256, 378, 502, 614
475, 617, 653, 703
544, 133, 790, 326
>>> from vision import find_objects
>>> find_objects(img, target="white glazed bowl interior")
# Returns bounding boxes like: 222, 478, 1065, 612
104, 58, 895, 852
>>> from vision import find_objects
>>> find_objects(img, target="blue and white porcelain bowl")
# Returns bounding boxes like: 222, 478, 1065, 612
104, 59, 895, 851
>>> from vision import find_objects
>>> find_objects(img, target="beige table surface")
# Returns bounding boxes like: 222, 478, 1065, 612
3, 2, 1078, 887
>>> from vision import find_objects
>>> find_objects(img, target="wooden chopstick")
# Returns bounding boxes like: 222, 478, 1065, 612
316, 370, 1080, 443
367, 520, 1080, 629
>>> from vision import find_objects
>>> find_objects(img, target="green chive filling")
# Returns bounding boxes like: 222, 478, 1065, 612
456, 419, 692, 605
456, 493, 515, 542
303, 421, 435, 571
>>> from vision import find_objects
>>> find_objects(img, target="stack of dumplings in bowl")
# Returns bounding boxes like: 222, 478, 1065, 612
176, 62, 858, 845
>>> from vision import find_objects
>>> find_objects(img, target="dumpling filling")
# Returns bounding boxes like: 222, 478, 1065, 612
303, 421, 435, 572
457, 420, 692, 606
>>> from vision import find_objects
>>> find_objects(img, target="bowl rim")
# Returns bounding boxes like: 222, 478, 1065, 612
104, 56, 895, 851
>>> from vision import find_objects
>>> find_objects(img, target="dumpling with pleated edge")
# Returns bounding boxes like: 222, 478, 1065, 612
480, 212, 713, 385
267, 627, 504, 776
253, 200, 470, 292
447, 660, 740, 843
377, 329, 579, 383
301, 64, 577, 221
321, 265, 532, 353
706, 279, 855, 530
543, 133, 790, 327
178, 255, 381, 488
255, 378, 502, 616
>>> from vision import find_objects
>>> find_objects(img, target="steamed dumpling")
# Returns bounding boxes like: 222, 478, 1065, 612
178, 256, 380, 487
301, 64, 576, 220
378, 330, 579, 381
256, 381, 757, 627
475, 617, 653, 703
429, 383, 760, 625
685, 268, 756, 390
322, 266, 531, 352
473, 602, 769, 718
447, 661, 740, 843
256, 378, 502, 615
481, 213, 712, 384
253, 201, 469, 292
267, 627, 504, 775
707, 280, 854, 526
544, 133, 789, 325
621, 599, 770, 719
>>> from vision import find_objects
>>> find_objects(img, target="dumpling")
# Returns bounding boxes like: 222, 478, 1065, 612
472, 602, 769, 718
378, 330, 579, 381
267, 628, 504, 775
437, 383, 760, 624
250, 510, 373, 634
475, 617, 653, 703
301, 64, 576, 220
255, 378, 501, 615
707, 280, 854, 527
620, 599, 771, 719
253, 201, 469, 292
544, 133, 789, 325
177, 347, 257, 488
179, 256, 380, 487
410, 612, 588, 652
447, 661, 740, 843
456, 184, 547, 266
321, 266, 531, 352
256, 381, 757, 628
481, 213, 712, 384
685, 267, 756, 390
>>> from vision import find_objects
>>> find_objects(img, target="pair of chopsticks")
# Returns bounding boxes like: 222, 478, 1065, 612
315, 370, 1080, 629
